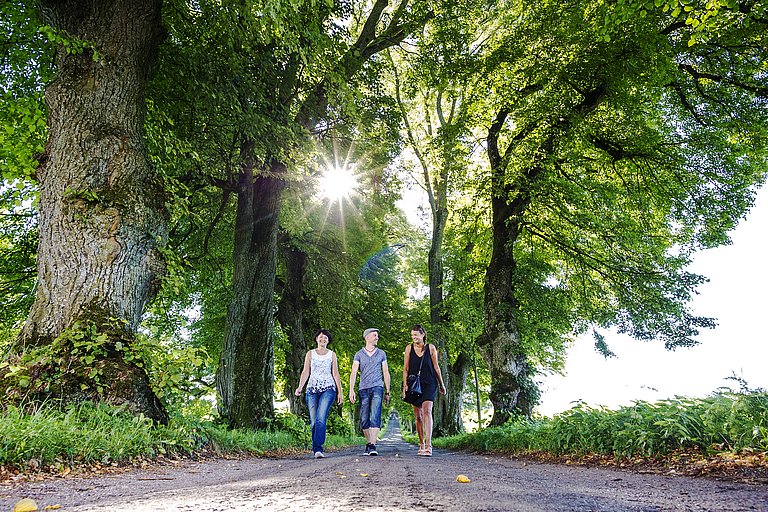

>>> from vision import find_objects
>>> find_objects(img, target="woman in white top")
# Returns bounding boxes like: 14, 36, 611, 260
294, 329, 343, 458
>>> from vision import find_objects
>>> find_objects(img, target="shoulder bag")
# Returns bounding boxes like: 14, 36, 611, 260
403, 344, 427, 404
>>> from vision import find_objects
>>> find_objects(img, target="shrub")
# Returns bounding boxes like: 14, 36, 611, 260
327, 407, 354, 437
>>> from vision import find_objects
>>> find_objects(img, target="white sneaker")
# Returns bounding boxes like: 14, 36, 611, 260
314, 451, 326, 459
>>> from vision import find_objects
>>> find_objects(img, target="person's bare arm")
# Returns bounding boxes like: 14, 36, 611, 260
430, 344, 447, 394
382, 360, 391, 405
402, 344, 411, 398
294, 351, 312, 396
332, 352, 343, 405
349, 360, 360, 403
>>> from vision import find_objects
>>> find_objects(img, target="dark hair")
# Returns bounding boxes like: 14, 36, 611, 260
314, 328, 333, 344
410, 324, 427, 341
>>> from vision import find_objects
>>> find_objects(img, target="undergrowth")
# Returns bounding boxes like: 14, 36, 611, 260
435, 391, 768, 458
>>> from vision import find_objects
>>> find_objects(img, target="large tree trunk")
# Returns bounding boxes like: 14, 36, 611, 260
477, 109, 538, 426
276, 242, 310, 418
478, 196, 537, 425
434, 350, 470, 436
217, 154, 284, 429
8, 0, 167, 423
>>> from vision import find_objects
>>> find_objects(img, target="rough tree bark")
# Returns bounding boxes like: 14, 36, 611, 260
433, 349, 470, 436
8, 0, 167, 423
216, 152, 284, 429
478, 162, 537, 425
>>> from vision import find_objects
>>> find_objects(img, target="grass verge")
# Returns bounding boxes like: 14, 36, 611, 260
0, 402, 360, 481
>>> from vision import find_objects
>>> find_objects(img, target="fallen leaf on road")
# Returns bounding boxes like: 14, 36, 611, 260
456, 475, 471, 483
360, 473, 369, 477
335, 471, 344, 475
44, 506, 61, 510
13, 498, 38, 511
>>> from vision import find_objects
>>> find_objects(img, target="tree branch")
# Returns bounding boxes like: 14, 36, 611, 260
678, 62, 768, 97
296, 0, 432, 129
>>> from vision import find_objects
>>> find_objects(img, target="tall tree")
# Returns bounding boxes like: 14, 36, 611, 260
389, 54, 472, 434
3, 0, 168, 422
475, 0, 768, 424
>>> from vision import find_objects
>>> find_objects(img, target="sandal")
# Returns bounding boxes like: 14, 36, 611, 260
425, 445, 432, 457
417, 443, 426, 456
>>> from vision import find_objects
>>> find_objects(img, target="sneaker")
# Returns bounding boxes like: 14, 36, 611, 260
314, 451, 326, 459
363, 443, 372, 456
368, 444, 378, 456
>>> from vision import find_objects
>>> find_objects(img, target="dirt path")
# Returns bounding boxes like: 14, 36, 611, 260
2, 417, 766, 511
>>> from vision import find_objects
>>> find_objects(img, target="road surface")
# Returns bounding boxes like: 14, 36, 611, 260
1, 416, 766, 511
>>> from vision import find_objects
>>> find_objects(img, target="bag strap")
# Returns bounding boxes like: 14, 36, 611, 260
412, 343, 426, 375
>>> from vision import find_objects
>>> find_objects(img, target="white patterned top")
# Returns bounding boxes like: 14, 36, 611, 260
306, 349, 336, 393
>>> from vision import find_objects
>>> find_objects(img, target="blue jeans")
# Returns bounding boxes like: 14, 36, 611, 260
359, 386, 384, 430
306, 388, 336, 453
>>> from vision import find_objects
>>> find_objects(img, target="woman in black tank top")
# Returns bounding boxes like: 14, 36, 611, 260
401, 324, 446, 456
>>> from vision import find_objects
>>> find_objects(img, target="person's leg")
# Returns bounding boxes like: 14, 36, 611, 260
306, 391, 319, 453
312, 388, 336, 454
359, 387, 372, 450
421, 400, 434, 455
367, 386, 383, 449
413, 404, 425, 453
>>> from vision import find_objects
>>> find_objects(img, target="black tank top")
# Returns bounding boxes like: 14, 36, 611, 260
407, 343, 436, 387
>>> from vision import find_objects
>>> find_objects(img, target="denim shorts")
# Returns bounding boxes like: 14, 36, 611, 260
359, 386, 384, 429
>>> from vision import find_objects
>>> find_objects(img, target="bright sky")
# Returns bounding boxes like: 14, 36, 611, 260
538, 185, 768, 416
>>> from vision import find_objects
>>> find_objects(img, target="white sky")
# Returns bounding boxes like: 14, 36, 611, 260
538, 185, 768, 416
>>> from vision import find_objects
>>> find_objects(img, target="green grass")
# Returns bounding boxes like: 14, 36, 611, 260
0, 402, 360, 469
6, 391, 765, 470
435, 391, 768, 458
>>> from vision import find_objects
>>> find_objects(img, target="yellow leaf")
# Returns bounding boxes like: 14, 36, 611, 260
456, 474, 471, 483
359, 473, 369, 477
13, 498, 38, 512
338, 475, 347, 479
45, 506, 61, 510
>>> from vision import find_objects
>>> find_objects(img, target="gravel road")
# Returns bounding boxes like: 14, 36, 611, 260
2, 417, 766, 511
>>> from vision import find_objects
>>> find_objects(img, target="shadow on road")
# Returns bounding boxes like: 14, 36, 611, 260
339, 411, 417, 458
